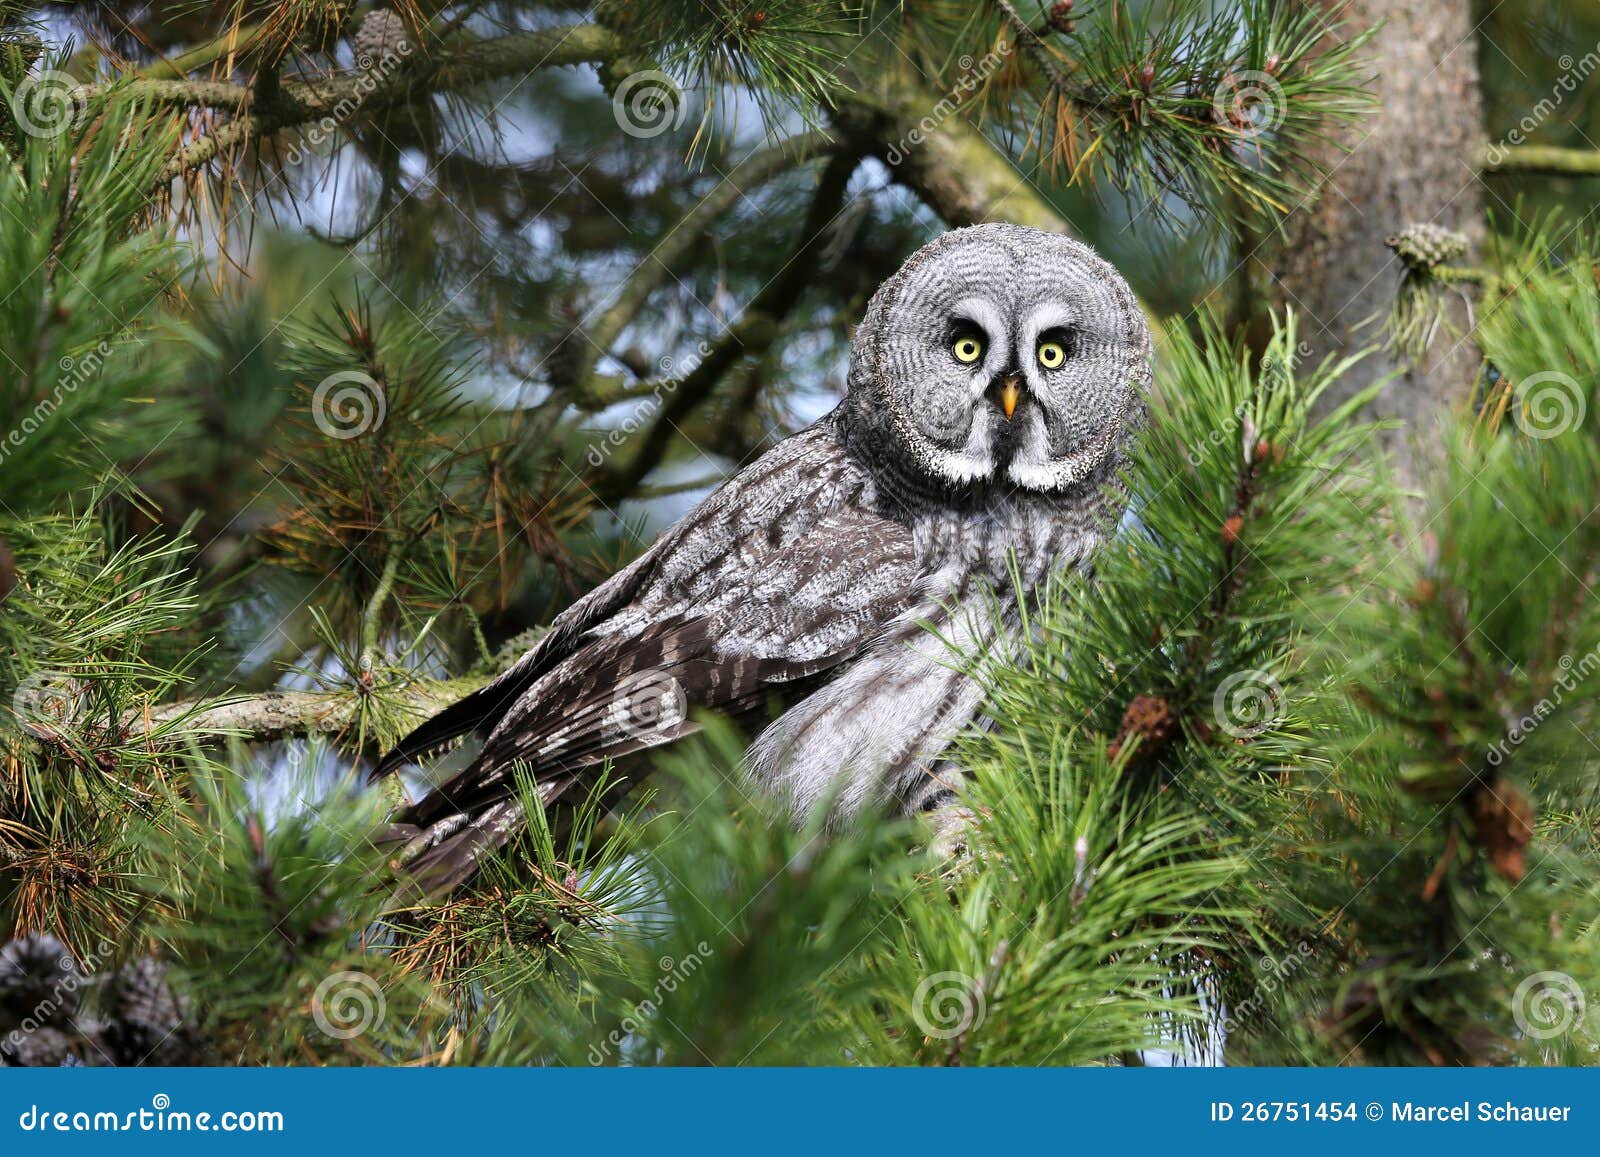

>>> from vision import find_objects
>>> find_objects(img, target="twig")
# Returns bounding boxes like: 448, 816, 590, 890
136, 24, 625, 186
592, 146, 865, 500
1478, 144, 1600, 178
360, 549, 405, 676
124, 681, 488, 746
569, 128, 839, 404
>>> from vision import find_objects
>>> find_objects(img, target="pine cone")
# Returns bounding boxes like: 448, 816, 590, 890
2, 1026, 80, 1067
1471, 782, 1534, 883
353, 8, 409, 73
1108, 694, 1177, 764
0, 934, 81, 1033
1386, 223, 1470, 273
0, 940, 206, 1066
99, 955, 199, 1066
1048, 1, 1076, 34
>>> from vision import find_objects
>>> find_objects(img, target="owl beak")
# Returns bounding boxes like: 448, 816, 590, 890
994, 373, 1022, 421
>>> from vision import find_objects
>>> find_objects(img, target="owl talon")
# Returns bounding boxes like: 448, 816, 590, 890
924, 805, 977, 865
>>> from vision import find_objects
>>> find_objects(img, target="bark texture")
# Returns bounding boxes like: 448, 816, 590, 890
1275, 0, 1486, 482
126, 681, 487, 745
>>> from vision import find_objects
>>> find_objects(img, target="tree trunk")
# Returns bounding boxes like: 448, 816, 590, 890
1275, 0, 1485, 483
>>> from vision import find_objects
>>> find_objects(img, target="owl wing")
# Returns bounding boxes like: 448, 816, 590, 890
378, 419, 920, 889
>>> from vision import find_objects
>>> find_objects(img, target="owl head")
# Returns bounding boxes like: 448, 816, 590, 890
843, 224, 1152, 495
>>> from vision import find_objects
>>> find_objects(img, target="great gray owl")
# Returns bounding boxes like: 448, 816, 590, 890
374, 223, 1152, 890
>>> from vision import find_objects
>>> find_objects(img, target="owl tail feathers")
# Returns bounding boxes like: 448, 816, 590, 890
380, 797, 527, 898
369, 666, 542, 782
378, 763, 621, 898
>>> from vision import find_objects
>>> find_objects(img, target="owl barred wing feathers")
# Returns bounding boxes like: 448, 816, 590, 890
369, 542, 662, 779
379, 423, 920, 890
378, 223, 1152, 893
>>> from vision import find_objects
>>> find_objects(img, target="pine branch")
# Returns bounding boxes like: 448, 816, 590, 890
132, 19, 269, 81
592, 144, 865, 500
831, 75, 1068, 232
141, 24, 626, 186
568, 127, 840, 407
1478, 143, 1600, 177
126, 679, 488, 747
359, 549, 405, 674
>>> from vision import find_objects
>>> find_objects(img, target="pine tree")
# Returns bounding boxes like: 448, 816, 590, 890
2, 1, 1597, 1069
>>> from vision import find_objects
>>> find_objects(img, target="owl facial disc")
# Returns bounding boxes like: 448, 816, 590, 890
845, 224, 1153, 494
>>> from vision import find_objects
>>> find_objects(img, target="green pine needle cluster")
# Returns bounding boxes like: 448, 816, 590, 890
880, 0, 1372, 223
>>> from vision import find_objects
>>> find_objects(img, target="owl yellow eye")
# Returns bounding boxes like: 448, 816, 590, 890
951, 334, 985, 364
1037, 340, 1066, 369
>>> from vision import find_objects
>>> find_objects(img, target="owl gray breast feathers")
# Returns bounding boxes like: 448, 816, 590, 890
374, 223, 1152, 892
